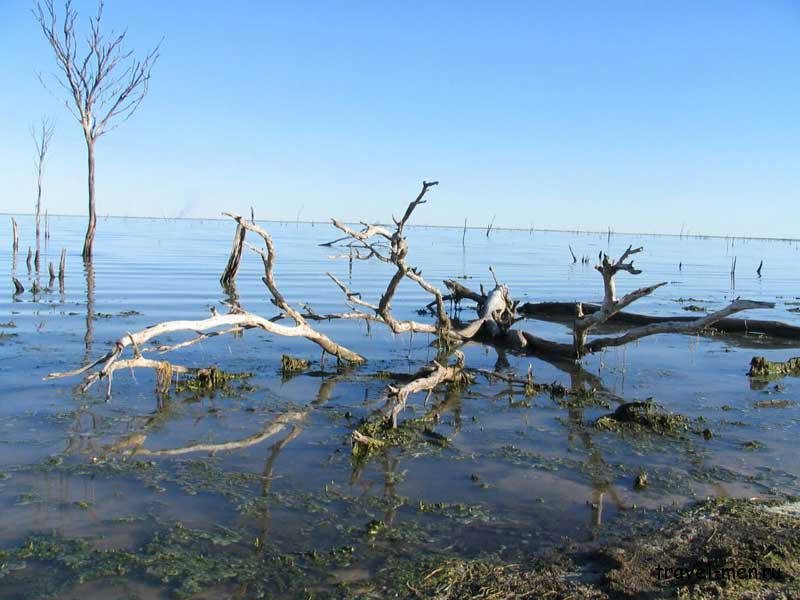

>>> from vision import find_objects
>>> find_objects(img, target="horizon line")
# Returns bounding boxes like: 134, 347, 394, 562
2, 211, 798, 244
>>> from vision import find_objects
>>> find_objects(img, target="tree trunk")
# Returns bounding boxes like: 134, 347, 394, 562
83, 138, 97, 259
35, 168, 43, 249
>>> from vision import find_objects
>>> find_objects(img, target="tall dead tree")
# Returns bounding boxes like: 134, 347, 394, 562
11, 218, 19, 254
31, 118, 55, 252
35, 0, 159, 259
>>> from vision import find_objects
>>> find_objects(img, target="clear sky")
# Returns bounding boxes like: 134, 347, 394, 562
1, 1, 799, 237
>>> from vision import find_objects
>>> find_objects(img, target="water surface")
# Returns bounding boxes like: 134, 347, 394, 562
1, 215, 799, 597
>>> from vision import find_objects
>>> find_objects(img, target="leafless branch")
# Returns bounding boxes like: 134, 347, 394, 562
31, 117, 55, 245
385, 350, 472, 427
45, 305, 365, 399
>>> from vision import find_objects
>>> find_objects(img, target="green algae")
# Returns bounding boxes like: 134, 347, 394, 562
748, 356, 800, 379
360, 552, 604, 599
598, 497, 800, 599
4, 498, 798, 600
742, 440, 765, 451
595, 400, 690, 436
174, 367, 254, 396
753, 399, 796, 409
351, 414, 448, 462
0, 524, 314, 599
555, 385, 612, 410
280, 354, 310, 375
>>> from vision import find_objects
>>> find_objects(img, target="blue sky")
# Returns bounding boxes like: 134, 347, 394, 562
1, 1, 799, 236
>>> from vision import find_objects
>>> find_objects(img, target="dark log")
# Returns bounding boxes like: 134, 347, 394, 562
520, 302, 800, 341
220, 221, 246, 288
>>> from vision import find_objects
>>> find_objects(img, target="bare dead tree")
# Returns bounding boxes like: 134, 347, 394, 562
317, 181, 463, 341
11, 219, 18, 252
220, 220, 246, 289
571, 246, 666, 356
34, 0, 160, 259
31, 118, 55, 251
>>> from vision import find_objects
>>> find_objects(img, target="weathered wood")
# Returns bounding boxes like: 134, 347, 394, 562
11, 218, 18, 252
519, 302, 800, 341
58, 248, 66, 282
584, 299, 775, 353
387, 351, 471, 427
12, 278, 24, 295
443, 279, 486, 306
323, 182, 463, 340
220, 221, 246, 288
457, 284, 514, 338
46, 307, 365, 399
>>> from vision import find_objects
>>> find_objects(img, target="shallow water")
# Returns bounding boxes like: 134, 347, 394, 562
1, 214, 799, 598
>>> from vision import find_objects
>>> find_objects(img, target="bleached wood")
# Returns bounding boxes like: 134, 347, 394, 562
387, 350, 471, 427
45, 308, 364, 398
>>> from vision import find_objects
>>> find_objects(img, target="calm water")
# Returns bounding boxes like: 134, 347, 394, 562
1, 214, 799, 598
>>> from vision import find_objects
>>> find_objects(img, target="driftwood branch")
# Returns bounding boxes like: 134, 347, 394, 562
584, 299, 775, 353
429, 242, 776, 360
220, 220, 246, 288
519, 301, 800, 341
323, 181, 464, 341
45, 306, 364, 398
457, 283, 517, 339
387, 350, 472, 427
561, 245, 659, 356
45, 212, 371, 397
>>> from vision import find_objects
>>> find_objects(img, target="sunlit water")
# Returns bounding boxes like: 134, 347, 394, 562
1, 214, 799, 597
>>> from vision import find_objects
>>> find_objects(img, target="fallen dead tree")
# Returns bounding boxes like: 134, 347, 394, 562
45, 182, 785, 445
433, 248, 775, 359
45, 308, 363, 399
46, 214, 367, 399
316, 183, 520, 346
519, 302, 800, 341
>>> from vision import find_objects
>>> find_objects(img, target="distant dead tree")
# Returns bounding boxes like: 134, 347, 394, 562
34, 0, 159, 259
31, 117, 55, 250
